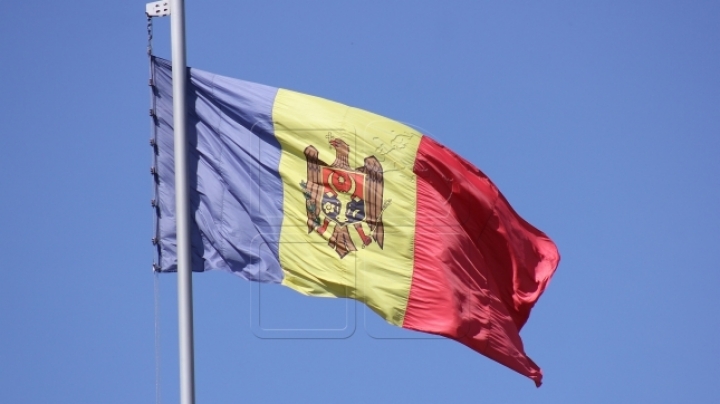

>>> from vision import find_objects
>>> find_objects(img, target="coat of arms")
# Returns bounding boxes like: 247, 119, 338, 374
300, 138, 389, 258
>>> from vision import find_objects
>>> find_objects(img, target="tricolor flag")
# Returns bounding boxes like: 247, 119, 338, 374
151, 57, 559, 386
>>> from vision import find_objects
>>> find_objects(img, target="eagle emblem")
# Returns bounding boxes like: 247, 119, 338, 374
300, 137, 389, 258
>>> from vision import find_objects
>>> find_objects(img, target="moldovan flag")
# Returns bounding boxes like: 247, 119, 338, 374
151, 57, 559, 386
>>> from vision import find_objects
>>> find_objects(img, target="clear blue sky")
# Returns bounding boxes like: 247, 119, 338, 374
1, 1, 718, 403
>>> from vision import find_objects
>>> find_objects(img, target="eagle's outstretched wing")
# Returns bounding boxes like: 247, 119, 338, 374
357, 156, 384, 249
303, 146, 328, 233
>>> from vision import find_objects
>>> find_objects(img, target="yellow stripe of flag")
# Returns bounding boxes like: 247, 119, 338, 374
273, 89, 422, 325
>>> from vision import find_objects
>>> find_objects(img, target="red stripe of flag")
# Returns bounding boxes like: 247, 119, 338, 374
403, 135, 560, 387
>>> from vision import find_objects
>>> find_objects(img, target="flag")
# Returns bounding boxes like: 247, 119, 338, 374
150, 57, 559, 386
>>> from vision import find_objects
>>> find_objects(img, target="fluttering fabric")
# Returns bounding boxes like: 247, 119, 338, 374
151, 57, 559, 386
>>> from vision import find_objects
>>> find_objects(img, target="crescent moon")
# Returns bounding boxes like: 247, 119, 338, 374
327, 171, 356, 195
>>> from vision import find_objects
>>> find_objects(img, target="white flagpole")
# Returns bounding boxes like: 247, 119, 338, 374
146, 0, 195, 401
145, 1, 195, 402
169, 0, 196, 403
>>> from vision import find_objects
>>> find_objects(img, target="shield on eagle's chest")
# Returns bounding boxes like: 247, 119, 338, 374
301, 139, 386, 258
320, 167, 366, 226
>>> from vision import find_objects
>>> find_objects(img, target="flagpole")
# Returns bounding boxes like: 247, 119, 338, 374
169, 0, 196, 403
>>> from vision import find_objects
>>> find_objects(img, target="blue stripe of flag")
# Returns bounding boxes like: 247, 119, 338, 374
153, 57, 284, 283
